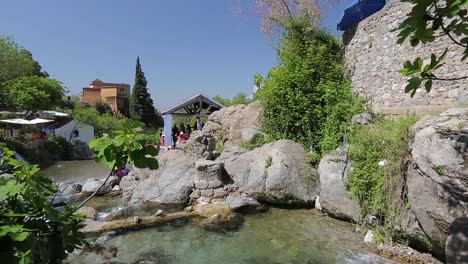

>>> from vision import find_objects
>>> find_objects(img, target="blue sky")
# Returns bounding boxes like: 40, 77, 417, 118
1, 0, 354, 109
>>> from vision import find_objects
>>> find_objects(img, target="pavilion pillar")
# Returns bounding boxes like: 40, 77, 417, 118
163, 114, 173, 147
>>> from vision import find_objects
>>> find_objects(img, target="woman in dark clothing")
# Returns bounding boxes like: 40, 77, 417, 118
172, 125, 179, 147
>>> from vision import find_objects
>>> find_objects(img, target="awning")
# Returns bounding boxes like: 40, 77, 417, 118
0, 118, 53, 125
43, 110, 69, 117
337, 0, 386, 31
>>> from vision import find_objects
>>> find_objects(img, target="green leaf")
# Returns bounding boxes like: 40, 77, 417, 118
424, 79, 433, 93
405, 77, 422, 94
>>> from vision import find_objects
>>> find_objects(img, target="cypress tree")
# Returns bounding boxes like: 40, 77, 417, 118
130, 57, 163, 127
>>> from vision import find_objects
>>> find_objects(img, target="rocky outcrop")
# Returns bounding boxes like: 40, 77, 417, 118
179, 130, 216, 159
318, 146, 360, 222
128, 150, 196, 205
191, 160, 229, 204
203, 101, 262, 148
407, 108, 468, 253
219, 139, 318, 205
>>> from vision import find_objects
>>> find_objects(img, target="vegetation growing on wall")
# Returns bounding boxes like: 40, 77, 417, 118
256, 18, 362, 161
347, 116, 419, 233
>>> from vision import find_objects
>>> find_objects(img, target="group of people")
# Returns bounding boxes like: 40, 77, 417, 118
160, 116, 205, 148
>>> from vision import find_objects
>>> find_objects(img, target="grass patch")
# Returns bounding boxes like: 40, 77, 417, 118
347, 115, 419, 235
239, 134, 272, 150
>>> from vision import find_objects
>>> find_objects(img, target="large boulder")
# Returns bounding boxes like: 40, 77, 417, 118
318, 146, 360, 222
407, 108, 468, 254
179, 130, 216, 159
219, 139, 318, 205
128, 150, 196, 205
81, 178, 113, 195
203, 101, 262, 148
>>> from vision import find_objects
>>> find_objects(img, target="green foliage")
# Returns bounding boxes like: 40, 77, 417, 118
434, 166, 445, 176
265, 155, 273, 168
2, 135, 74, 168
215, 142, 224, 153
88, 119, 159, 170
256, 20, 362, 157
0, 36, 37, 84
213, 92, 250, 107
72, 104, 125, 137
3, 76, 65, 112
347, 116, 419, 231
0, 147, 86, 263
254, 73, 264, 89
93, 99, 113, 115
130, 57, 163, 128
395, 0, 468, 95
239, 134, 273, 150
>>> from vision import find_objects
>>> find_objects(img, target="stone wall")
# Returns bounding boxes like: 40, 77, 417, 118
344, 0, 468, 115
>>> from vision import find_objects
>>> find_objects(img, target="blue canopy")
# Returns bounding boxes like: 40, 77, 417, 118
337, 0, 386, 31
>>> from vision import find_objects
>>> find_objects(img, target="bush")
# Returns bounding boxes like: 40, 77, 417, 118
347, 116, 419, 230
256, 19, 362, 159
0, 147, 85, 263
3, 135, 74, 168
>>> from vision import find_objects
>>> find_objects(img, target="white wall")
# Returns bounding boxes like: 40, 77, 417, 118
54, 120, 94, 145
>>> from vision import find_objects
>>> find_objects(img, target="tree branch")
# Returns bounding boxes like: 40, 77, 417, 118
433, 0, 468, 48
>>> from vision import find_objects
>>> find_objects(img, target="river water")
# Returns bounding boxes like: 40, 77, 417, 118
43, 161, 394, 264
70, 209, 394, 264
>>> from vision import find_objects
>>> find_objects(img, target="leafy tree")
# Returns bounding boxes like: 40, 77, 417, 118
72, 104, 124, 137
213, 92, 250, 107
0, 147, 86, 263
254, 73, 264, 90
253, 0, 323, 36
3, 76, 65, 113
130, 57, 163, 128
395, 0, 468, 96
94, 99, 113, 115
0, 36, 37, 84
256, 18, 362, 159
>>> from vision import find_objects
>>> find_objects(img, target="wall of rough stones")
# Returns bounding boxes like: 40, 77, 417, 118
344, 0, 468, 115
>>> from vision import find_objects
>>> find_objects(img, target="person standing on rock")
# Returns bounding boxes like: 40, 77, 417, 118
194, 116, 204, 131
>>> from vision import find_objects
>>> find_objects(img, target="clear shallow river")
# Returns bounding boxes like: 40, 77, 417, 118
70, 209, 395, 264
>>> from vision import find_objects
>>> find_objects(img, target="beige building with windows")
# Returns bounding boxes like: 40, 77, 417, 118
80, 79, 130, 115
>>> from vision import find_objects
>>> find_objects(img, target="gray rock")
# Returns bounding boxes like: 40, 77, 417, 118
446, 217, 468, 264
352, 112, 373, 125
184, 206, 193, 213
179, 130, 216, 159
200, 189, 213, 198
195, 160, 224, 189
155, 209, 164, 217
204, 101, 262, 148
240, 127, 263, 144
81, 179, 112, 195
189, 190, 201, 199
219, 139, 318, 205
129, 150, 196, 205
213, 188, 228, 198
226, 194, 260, 211
77, 206, 97, 219
61, 183, 82, 196
407, 108, 468, 252
364, 230, 374, 244
318, 146, 360, 222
